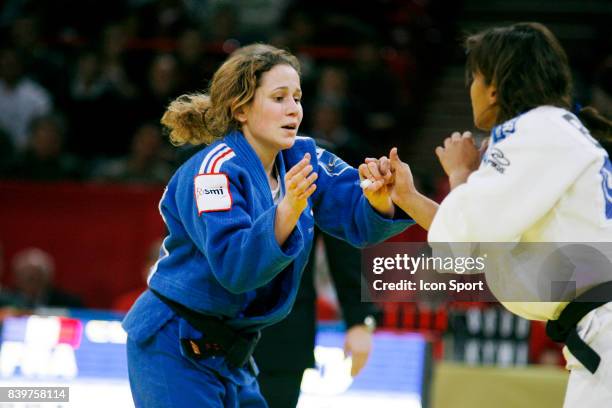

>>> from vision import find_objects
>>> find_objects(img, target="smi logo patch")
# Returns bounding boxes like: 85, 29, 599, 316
201, 186, 225, 195
194, 173, 232, 214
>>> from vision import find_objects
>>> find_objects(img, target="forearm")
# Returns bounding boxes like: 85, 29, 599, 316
396, 190, 439, 231
206, 205, 304, 293
370, 200, 395, 218
449, 169, 473, 190
274, 201, 301, 246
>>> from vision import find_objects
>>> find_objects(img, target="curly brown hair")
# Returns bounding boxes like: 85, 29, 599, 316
161, 44, 301, 146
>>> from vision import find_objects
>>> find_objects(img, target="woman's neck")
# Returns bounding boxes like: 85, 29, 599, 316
243, 130, 277, 179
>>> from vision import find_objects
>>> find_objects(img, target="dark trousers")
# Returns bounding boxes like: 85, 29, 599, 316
258, 370, 304, 408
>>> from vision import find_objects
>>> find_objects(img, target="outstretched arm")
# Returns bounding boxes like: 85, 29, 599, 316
387, 147, 439, 230
373, 132, 485, 230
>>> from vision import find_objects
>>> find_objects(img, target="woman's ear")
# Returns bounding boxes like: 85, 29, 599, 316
234, 105, 248, 124
488, 85, 497, 105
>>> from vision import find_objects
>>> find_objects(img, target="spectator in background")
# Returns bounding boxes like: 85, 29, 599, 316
0, 242, 21, 309
299, 65, 348, 131
348, 40, 402, 144
9, 15, 68, 105
66, 50, 124, 158
207, 3, 240, 44
1, 114, 84, 181
11, 248, 83, 309
309, 101, 369, 167
70, 51, 112, 102
13, 0, 128, 41
271, 10, 316, 52
305, 66, 372, 166
270, 11, 317, 93
66, 38, 140, 158
0, 128, 14, 173
113, 239, 163, 313
135, 53, 182, 124
91, 122, 172, 185
175, 27, 218, 92
314, 66, 349, 107
0, 47, 52, 152
98, 23, 138, 100
590, 55, 612, 120
134, 0, 193, 38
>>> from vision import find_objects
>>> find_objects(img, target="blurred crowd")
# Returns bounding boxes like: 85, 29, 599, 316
0, 0, 462, 185
0, 1, 610, 186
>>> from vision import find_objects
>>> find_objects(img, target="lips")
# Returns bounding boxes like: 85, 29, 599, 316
281, 124, 298, 130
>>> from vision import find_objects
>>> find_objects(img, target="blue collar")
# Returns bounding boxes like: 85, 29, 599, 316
223, 130, 288, 204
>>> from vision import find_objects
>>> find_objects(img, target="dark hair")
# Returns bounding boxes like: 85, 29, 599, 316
28, 113, 66, 137
465, 22, 611, 140
161, 44, 300, 146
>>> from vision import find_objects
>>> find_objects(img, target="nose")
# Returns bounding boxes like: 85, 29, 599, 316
286, 99, 300, 116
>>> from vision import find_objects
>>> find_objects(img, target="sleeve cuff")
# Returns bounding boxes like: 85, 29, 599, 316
363, 197, 415, 231
342, 304, 382, 329
428, 189, 467, 242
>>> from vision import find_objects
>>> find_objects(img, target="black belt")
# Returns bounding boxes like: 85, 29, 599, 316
546, 281, 612, 374
151, 289, 261, 369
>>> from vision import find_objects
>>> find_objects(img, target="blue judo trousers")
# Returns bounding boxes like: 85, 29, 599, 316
126, 293, 267, 408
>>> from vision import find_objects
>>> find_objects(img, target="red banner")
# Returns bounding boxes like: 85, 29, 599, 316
0, 181, 166, 309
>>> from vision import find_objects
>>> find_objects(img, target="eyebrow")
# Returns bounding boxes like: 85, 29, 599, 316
272, 86, 302, 94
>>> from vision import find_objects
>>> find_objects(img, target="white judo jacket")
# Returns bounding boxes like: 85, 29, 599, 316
428, 105, 612, 320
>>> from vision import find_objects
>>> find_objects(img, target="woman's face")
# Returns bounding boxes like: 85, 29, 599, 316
238, 64, 303, 156
470, 71, 498, 130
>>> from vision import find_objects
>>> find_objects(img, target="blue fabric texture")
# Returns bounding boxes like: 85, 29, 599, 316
127, 315, 268, 408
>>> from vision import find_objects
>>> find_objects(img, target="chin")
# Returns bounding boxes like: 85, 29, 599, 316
474, 117, 493, 131
277, 135, 296, 150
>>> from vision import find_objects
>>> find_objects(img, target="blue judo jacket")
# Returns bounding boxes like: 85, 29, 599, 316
123, 132, 413, 344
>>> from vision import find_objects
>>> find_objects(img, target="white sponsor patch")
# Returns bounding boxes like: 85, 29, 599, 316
194, 173, 232, 214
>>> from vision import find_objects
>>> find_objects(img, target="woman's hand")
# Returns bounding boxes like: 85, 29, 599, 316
275, 153, 317, 245
362, 148, 439, 230
344, 325, 373, 377
279, 153, 318, 216
359, 158, 394, 218
386, 147, 438, 230
387, 147, 418, 208
435, 131, 481, 189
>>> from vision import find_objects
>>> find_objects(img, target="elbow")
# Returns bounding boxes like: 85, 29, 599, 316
221, 282, 250, 295
218, 275, 252, 295
351, 237, 368, 249
214, 265, 253, 294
